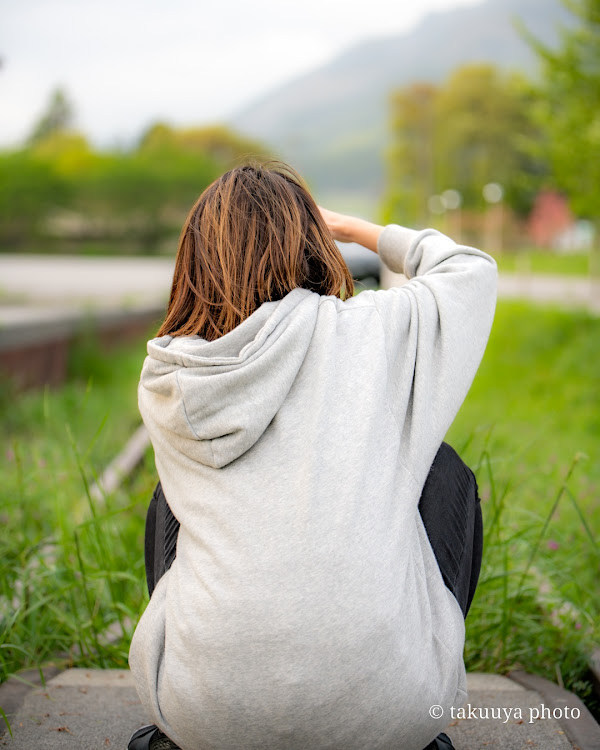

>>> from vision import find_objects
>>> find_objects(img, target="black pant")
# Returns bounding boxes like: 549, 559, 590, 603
144, 441, 483, 618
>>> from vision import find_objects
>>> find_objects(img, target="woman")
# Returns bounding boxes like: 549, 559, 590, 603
128, 162, 497, 750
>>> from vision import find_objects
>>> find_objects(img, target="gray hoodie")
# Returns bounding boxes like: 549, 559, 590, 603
129, 225, 497, 750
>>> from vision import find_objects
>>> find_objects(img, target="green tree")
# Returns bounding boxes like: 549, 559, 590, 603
1, 107, 270, 250
72, 149, 220, 249
383, 83, 437, 226
0, 151, 67, 246
27, 88, 74, 146
138, 122, 266, 163
435, 65, 545, 214
524, 0, 600, 219
383, 65, 547, 225
31, 131, 97, 177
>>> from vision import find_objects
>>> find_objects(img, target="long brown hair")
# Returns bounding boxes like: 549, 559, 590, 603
157, 162, 354, 340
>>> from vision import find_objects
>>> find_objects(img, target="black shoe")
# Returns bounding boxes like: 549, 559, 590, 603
127, 724, 181, 750
150, 730, 181, 750
423, 732, 455, 750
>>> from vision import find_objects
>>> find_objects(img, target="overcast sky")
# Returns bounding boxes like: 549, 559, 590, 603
1, 0, 481, 148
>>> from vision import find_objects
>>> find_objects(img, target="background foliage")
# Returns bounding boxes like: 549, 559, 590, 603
383, 0, 600, 235
1, 302, 598, 716
0, 105, 268, 252
383, 66, 546, 226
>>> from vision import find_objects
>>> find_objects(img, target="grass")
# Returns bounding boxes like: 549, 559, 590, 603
0, 300, 598, 725
460, 447, 599, 717
447, 301, 600, 716
493, 249, 593, 277
448, 301, 599, 500
0, 329, 156, 688
0, 238, 179, 257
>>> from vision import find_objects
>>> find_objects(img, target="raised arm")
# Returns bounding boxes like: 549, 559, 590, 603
375, 225, 497, 485
320, 205, 498, 489
318, 206, 384, 253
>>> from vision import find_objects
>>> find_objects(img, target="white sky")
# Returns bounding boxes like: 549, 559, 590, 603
0, 0, 481, 148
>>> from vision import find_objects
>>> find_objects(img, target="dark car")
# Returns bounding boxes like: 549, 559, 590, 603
337, 242, 381, 290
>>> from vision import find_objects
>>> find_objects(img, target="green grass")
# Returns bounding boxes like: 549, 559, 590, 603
447, 301, 600, 716
0, 300, 598, 723
448, 301, 599, 500
493, 249, 593, 276
0, 330, 157, 687
0, 236, 180, 257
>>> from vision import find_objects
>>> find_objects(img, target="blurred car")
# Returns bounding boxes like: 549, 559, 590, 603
337, 242, 381, 290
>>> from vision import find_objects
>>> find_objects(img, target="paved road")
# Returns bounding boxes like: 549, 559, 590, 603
380, 267, 600, 314
497, 274, 600, 313
0, 254, 175, 309
1, 255, 598, 326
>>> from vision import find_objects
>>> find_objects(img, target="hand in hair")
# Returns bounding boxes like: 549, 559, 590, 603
318, 206, 383, 254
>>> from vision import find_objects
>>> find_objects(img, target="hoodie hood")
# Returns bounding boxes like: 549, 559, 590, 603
139, 288, 320, 469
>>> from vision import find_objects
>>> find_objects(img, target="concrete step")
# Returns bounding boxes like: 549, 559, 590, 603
0, 669, 598, 749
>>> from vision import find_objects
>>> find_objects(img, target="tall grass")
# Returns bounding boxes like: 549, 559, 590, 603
0, 329, 156, 683
463, 445, 600, 717
450, 301, 600, 715
448, 301, 599, 510
0, 300, 598, 721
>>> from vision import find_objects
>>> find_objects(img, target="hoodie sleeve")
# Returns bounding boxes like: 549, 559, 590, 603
373, 225, 497, 487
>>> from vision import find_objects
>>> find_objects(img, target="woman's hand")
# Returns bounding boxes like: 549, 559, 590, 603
318, 207, 353, 243
318, 206, 383, 254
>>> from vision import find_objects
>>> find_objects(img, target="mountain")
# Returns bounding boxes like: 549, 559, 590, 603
230, 0, 572, 205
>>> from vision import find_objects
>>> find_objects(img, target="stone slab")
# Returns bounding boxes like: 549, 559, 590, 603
0, 669, 147, 750
444, 688, 574, 750
2, 669, 599, 749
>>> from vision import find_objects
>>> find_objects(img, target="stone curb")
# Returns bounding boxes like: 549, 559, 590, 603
0, 303, 166, 352
509, 670, 600, 750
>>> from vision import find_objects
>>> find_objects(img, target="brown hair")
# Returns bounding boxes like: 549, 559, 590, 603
156, 162, 353, 340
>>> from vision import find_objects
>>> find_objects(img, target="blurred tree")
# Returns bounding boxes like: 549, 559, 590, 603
72, 149, 221, 249
1, 103, 270, 251
0, 151, 67, 246
383, 65, 546, 226
383, 83, 437, 226
434, 65, 546, 214
138, 122, 267, 165
27, 88, 74, 146
31, 131, 97, 177
137, 122, 176, 151
523, 0, 600, 219
175, 125, 266, 164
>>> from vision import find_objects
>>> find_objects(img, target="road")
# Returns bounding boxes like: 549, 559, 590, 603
0, 255, 598, 333
380, 266, 599, 314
